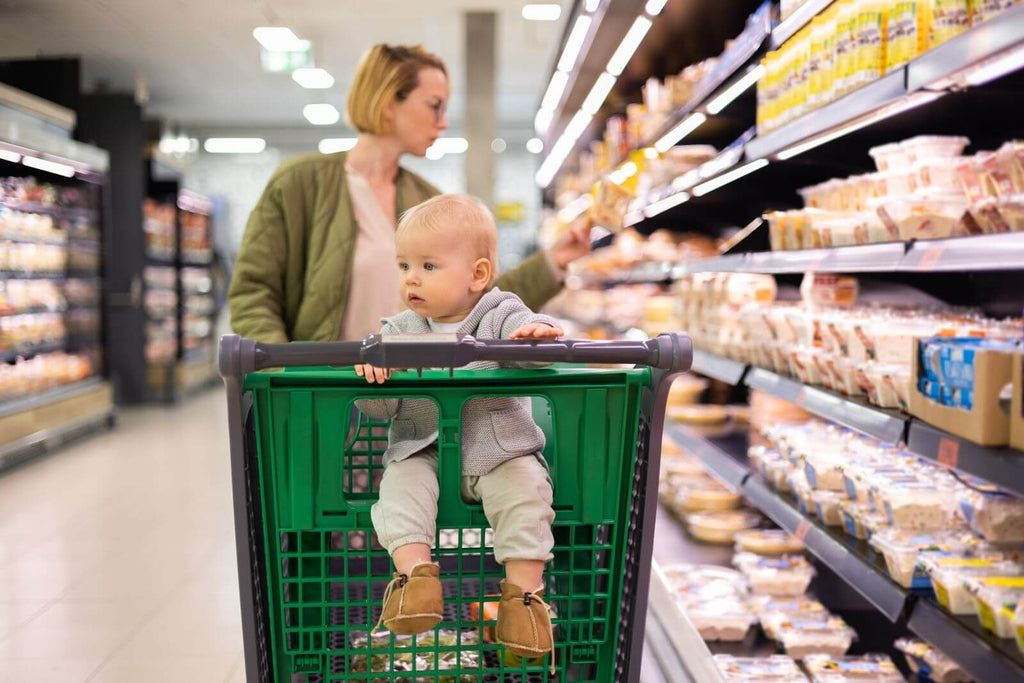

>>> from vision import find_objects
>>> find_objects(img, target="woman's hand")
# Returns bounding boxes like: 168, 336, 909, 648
510, 323, 564, 340
355, 363, 391, 384
549, 215, 594, 270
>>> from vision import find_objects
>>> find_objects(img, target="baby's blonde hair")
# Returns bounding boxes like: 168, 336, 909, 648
397, 194, 498, 284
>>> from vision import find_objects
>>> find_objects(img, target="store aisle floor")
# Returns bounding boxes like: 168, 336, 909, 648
0, 388, 244, 683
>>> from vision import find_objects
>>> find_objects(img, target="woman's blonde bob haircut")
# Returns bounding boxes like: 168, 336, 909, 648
345, 44, 447, 135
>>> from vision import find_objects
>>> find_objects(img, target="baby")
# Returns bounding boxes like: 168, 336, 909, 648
355, 193, 561, 661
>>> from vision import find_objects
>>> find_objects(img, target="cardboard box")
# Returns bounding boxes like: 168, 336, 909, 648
910, 339, 1013, 447
1012, 352, 1024, 451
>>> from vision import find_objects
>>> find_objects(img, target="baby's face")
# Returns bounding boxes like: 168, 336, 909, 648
395, 226, 486, 322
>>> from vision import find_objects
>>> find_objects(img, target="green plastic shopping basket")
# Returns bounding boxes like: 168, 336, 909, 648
219, 332, 691, 682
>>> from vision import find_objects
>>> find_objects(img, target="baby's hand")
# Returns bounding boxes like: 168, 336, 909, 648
510, 323, 564, 340
355, 363, 391, 384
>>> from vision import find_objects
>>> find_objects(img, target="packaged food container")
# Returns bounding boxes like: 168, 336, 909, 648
874, 365, 911, 410
685, 597, 758, 641
686, 510, 762, 544
735, 553, 817, 596
662, 563, 748, 601
915, 158, 966, 195
760, 604, 834, 641
1015, 601, 1024, 657
680, 484, 743, 512
894, 638, 971, 683
869, 143, 906, 172
841, 502, 872, 540
958, 483, 1024, 543
831, 356, 862, 397
802, 452, 847, 492
750, 595, 829, 638
767, 457, 796, 493
775, 616, 856, 659
870, 529, 953, 589
873, 168, 918, 198
812, 490, 846, 527
876, 197, 968, 241
922, 556, 1022, 615
878, 483, 958, 531
901, 136, 970, 164
803, 653, 904, 682
714, 655, 810, 682
736, 530, 806, 556
966, 576, 1024, 638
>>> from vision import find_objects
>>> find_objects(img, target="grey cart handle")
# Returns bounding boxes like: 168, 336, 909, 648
219, 332, 692, 378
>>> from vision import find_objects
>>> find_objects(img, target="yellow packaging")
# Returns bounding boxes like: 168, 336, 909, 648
820, 5, 840, 104
887, 1, 933, 70
792, 27, 812, 119
931, 0, 970, 47
834, 0, 859, 97
855, 0, 889, 87
808, 16, 828, 109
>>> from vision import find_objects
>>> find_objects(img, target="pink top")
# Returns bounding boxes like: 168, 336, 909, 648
338, 164, 405, 341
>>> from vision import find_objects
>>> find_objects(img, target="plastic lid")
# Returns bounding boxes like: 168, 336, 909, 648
736, 530, 807, 555
714, 655, 809, 682
803, 654, 903, 682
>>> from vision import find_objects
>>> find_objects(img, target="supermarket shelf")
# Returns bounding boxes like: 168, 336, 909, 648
907, 597, 1024, 683
691, 349, 747, 385
770, 0, 836, 49
907, 2, 1024, 91
740, 242, 908, 274
0, 340, 67, 362
648, 561, 724, 683
906, 420, 1024, 498
745, 68, 908, 161
0, 271, 65, 280
0, 234, 68, 246
0, 306, 67, 317
665, 423, 748, 490
900, 232, 1024, 272
744, 366, 907, 444
0, 376, 104, 419
0, 199, 99, 220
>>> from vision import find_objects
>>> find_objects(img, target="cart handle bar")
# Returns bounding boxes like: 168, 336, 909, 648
219, 332, 693, 378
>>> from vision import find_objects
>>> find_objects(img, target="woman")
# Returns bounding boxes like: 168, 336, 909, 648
228, 43, 591, 343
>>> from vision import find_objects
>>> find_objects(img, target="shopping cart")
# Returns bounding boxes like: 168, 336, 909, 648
219, 332, 692, 682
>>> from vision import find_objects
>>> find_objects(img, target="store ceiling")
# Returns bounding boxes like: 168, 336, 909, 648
0, 0, 566, 133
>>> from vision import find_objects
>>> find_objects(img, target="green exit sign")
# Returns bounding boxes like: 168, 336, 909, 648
261, 42, 313, 73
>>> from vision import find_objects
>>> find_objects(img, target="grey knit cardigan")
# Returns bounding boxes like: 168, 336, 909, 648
355, 288, 559, 476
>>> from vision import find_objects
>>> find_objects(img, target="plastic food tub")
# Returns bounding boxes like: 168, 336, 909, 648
663, 563, 748, 602
775, 616, 856, 659
714, 655, 810, 682
734, 553, 817, 596
901, 136, 970, 164
870, 529, 953, 589
878, 197, 968, 241
922, 557, 1022, 615
878, 483, 958, 531
680, 484, 743, 512
686, 510, 762, 545
915, 158, 966, 195
959, 484, 1024, 543
966, 577, 1024, 638
760, 605, 834, 641
869, 143, 907, 172
803, 654, 904, 683
735, 530, 806, 556
685, 598, 758, 641
750, 596, 828, 638
812, 490, 846, 527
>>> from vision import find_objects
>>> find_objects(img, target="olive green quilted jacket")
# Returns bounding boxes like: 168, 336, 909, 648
228, 151, 562, 343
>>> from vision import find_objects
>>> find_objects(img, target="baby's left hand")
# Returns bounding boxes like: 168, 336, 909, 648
510, 323, 564, 340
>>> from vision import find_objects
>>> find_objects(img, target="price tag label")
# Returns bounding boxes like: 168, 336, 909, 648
917, 245, 945, 270
937, 437, 960, 468
795, 520, 811, 542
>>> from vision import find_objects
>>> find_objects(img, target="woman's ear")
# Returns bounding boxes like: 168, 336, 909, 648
470, 258, 493, 292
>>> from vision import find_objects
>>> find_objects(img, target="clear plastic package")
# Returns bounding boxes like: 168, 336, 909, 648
775, 616, 856, 659
868, 143, 907, 172
680, 484, 743, 512
922, 556, 1022, 615
686, 510, 762, 544
901, 136, 971, 164
1016, 601, 1024, 657
803, 653, 904, 682
812, 490, 846, 527
966, 576, 1024, 638
894, 638, 971, 683
736, 530, 806, 556
915, 158, 966, 195
876, 197, 968, 241
958, 483, 1024, 543
870, 529, 955, 589
759, 603, 833, 640
662, 563, 748, 602
684, 597, 758, 641
714, 655, 809, 682
802, 452, 847, 492
734, 553, 816, 596
878, 483, 958, 531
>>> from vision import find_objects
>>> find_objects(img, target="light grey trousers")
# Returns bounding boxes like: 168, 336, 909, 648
371, 448, 555, 564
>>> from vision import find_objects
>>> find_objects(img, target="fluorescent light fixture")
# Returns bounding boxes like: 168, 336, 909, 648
491, 138, 507, 153
535, 108, 554, 134
706, 64, 765, 115
607, 16, 652, 76
536, 133, 577, 187
292, 67, 335, 89
22, 155, 75, 177
557, 15, 592, 72
585, 0, 601, 11
425, 137, 469, 160
672, 168, 701, 190
526, 137, 544, 154
557, 194, 593, 223
692, 158, 768, 197
581, 72, 616, 114
644, 191, 690, 217
608, 161, 638, 185
654, 112, 706, 153
699, 152, 738, 179
775, 92, 943, 160
303, 103, 341, 125
965, 46, 1024, 86
564, 110, 594, 140
624, 210, 645, 227
645, 0, 669, 15
541, 71, 570, 111
0, 148, 23, 163
253, 27, 306, 52
522, 4, 561, 21
644, 147, 659, 159
203, 137, 267, 154
319, 138, 358, 154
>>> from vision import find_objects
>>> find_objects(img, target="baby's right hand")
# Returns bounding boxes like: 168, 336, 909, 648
355, 364, 391, 384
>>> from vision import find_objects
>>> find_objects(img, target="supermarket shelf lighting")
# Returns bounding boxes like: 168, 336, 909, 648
654, 112, 707, 153
319, 138, 357, 154
252, 27, 306, 52
292, 68, 335, 89
608, 161, 638, 185
541, 71, 570, 111
426, 137, 469, 160
203, 138, 267, 154
522, 4, 561, 21
645, 0, 669, 16
706, 65, 765, 115
303, 103, 341, 125
534, 108, 554, 135
558, 15, 593, 72
526, 138, 544, 154
21, 155, 76, 178
585, 0, 601, 11
692, 158, 768, 197
0, 149, 21, 163
965, 45, 1024, 86
581, 72, 617, 114
644, 191, 690, 217
607, 16, 652, 76
557, 193, 593, 223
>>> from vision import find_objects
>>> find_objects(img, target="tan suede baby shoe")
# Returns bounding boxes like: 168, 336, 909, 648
372, 562, 444, 636
496, 580, 555, 666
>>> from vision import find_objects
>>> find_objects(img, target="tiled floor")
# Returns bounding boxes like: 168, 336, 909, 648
0, 388, 245, 683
